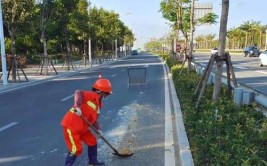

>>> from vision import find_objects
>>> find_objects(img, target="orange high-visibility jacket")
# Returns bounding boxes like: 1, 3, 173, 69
61, 90, 102, 132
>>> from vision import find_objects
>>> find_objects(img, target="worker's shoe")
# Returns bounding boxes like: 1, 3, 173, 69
65, 152, 77, 166
88, 145, 105, 165
88, 156, 104, 165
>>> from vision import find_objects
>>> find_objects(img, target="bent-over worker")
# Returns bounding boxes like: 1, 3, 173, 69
61, 77, 112, 166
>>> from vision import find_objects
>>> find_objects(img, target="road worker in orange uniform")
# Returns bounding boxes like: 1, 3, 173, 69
61, 77, 112, 166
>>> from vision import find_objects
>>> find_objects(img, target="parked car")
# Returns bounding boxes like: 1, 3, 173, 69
243, 46, 260, 57
259, 50, 267, 67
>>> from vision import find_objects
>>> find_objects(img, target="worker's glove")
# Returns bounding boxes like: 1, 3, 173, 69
97, 130, 103, 137
75, 107, 82, 116
74, 90, 82, 107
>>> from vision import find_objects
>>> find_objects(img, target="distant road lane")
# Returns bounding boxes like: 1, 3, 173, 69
194, 53, 267, 95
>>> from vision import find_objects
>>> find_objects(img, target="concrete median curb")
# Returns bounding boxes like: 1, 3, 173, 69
162, 59, 195, 166
168, 69, 195, 166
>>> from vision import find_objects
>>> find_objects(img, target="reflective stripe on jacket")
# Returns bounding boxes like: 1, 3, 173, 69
61, 91, 102, 132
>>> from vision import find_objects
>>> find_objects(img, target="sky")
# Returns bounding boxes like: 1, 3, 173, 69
90, 0, 267, 50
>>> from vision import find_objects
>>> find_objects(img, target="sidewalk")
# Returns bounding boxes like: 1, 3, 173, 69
0, 59, 110, 93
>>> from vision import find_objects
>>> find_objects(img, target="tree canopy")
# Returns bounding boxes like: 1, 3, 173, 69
1, 0, 135, 57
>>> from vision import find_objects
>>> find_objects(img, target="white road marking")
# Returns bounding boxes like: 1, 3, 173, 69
163, 63, 175, 166
0, 80, 50, 95
235, 66, 248, 70
61, 94, 74, 101
256, 70, 267, 74
111, 74, 117, 77
0, 156, 31, 163
238, 62, 249, 65
0, 122, 18, 133
50, 149, 58, 153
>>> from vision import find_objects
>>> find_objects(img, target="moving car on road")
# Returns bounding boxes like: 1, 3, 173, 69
244, 46, 260, 57
131, 49, 138, 55
259, 50, 267, 67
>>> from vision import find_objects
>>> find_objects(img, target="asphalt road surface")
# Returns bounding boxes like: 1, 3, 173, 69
0, 53, 177, 166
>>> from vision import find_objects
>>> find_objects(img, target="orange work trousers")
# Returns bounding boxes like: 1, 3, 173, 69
63, 127, 97, 156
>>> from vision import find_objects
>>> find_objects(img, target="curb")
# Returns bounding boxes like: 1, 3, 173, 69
165, 63, 195, 166
157, 53, 195, 166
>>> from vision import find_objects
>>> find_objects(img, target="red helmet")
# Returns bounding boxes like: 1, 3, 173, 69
92, 78, 112, 94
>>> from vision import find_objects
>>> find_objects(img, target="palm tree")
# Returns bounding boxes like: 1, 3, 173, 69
256, 25, 267, 49
239, 20, 261, 46
239, 21, 253, 46
195, 35, 203, 48
205, 34, 216, 48
227, 27, 242, 49
250, 21, 261, 45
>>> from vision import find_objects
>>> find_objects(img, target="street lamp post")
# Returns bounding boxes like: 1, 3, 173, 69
0, 0, 8, 85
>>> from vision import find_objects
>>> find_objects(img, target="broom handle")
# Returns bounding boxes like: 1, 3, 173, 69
80, 115, 120, 154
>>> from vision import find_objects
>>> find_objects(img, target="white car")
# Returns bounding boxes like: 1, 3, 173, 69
259, 50, 267, 67
211, 48, 218, 55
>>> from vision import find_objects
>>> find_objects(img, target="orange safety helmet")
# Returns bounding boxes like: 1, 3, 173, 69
92, 78, 112, 94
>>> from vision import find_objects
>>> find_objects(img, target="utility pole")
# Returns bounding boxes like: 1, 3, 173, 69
0, 0, 8, 85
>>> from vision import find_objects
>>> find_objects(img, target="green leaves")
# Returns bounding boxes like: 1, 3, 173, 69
198, 12, 218, 25
88, 6, 134, 51
161, 54, 267, 165
1, 0, 135, 56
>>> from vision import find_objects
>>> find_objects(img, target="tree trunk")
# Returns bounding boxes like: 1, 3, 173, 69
83, 39, 87, 65
66, 37, 71, 71
188, 0, 195, 73
41, 29, 49, 75
245, 32, 248, 46
64, 27, 71, 71
10, 30, 16, 81
83, 39, 87, 55
40, 5, 48, 76
259, 31, 262, 48
212, 0, 229, 101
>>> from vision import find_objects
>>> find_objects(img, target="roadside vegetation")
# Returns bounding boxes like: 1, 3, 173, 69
159, 53, 267, 165
1, 0, 135, 77
3, 0, 135, 58
145, 20, 267, 53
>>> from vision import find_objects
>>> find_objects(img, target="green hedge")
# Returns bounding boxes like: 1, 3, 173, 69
158, 54, 267, 165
